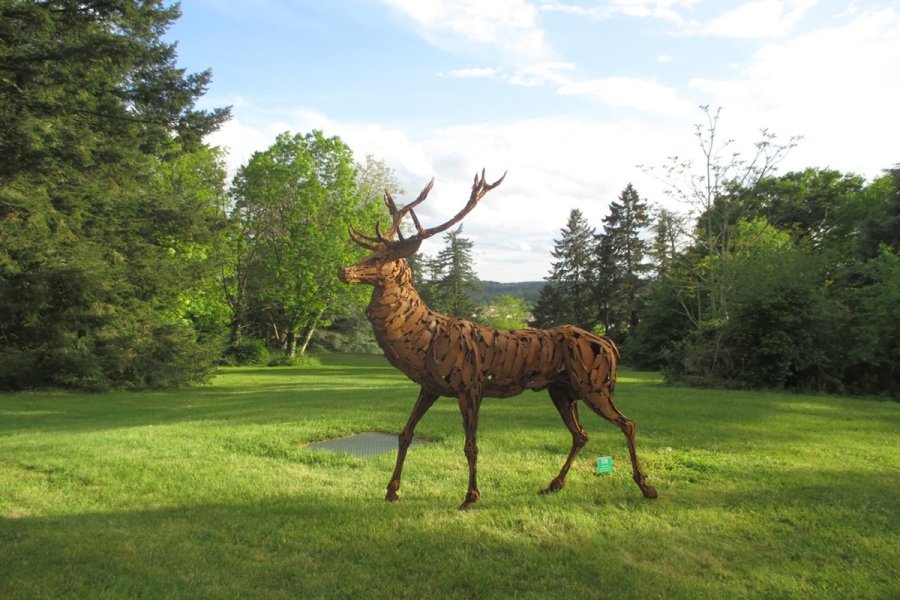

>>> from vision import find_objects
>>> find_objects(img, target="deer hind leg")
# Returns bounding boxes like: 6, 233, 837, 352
577, 385, 657, 500
541, 384, 588, 495
386, 388, 439, 502
458, 390, 483, 510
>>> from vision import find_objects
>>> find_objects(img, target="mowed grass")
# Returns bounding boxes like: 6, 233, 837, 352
1, 355, 898, 599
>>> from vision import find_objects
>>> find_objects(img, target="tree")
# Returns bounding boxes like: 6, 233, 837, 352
651, 207, 684, 277
428, 226, 481, 318
645, 106, 799, 328
311, 154, 404, 354
593, 183, 652, 341
852, 166, 900, 258
532, 208, 595, 329
228, 131, 381, 358
0, 1, 230, 389
742, 168, 866, 250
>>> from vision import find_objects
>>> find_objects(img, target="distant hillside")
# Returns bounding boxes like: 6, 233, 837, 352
474, 281, 544, 305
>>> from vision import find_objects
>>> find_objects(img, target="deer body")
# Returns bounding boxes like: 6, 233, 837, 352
340, 171, 656, 509
363, 260, 567, 398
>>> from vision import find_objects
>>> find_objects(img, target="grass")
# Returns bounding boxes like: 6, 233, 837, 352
1, 354, 898, 599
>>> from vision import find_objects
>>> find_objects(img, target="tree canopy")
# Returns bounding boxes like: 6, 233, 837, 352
0, 0, 230, 389
227, 131, 385, 358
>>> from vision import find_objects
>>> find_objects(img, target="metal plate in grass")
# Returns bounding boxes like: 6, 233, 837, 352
306, 432, 422, 457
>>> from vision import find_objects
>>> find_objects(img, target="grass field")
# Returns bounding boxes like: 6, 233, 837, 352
1, 354, 898, 599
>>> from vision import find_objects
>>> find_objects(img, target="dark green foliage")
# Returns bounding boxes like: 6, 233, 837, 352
622, 278, 693, 370
425, 226, 481, 318
0, 1, 230, 389
593, 183, 652, 342
718, 244, 836, 390
832, 249, 900, 396
857, 167, 900, 257
532, 208, 596, 329
227, 338, 270, 366
644, 168, 900, 397
310, 310, 380, 355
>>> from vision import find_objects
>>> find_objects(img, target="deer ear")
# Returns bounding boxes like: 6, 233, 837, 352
388, 238, 422, 259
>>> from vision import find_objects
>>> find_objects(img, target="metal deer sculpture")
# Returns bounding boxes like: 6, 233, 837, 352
338, 171, 657, 509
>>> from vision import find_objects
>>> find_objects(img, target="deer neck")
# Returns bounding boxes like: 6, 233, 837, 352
367, 260, 430, 335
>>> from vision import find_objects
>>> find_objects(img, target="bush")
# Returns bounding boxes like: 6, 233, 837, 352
227, 338, 269, 366
267, 352, 321, 367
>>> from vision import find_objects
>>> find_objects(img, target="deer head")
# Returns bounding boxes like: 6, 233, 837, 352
339, 170, 505, 286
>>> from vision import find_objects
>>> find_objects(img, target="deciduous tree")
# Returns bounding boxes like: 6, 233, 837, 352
229, 131, 382, 357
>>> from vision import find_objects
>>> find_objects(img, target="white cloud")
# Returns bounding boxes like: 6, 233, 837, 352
540, 0, 698, 25
691, 7, 900, 177
207, 106, 680, 281
379, 0, 549, 59
437, 67, 499, 79
558, 76, 696, 116
609, 0, 698, 22
205, 107, 434, 181
505, 61, 575, 86
704, 0, 819, 38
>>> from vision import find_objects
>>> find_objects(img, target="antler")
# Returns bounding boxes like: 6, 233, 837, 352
380, 177, 435, 241
411, 169, 506, 240
348, 169, 505, 249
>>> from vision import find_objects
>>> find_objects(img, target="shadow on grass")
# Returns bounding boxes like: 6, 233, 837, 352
1, 461, 897, 600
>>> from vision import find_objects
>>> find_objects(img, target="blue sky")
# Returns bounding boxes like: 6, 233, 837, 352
168, 1, 900, 281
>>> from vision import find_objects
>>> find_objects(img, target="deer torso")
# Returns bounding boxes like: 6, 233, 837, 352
365, 262, 574, 398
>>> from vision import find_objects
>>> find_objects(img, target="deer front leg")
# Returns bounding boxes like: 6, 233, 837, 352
458, 390, 483, 510
386, 388, 439, 502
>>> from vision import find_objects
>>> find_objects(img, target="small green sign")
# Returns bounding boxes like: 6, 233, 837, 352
597, 456, 614, 475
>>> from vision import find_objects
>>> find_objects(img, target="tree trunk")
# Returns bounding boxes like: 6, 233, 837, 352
286, 330, 297, 358
298, 308, 326, 356
229, 318, 242, 351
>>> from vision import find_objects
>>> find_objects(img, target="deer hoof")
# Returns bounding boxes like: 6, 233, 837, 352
386, 481, 401, 502
458, 489, 480, 510
540, 479, 564, 495
641, 485, 658, 499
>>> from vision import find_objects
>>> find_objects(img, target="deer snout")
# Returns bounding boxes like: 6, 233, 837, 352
338, 266, 356, 284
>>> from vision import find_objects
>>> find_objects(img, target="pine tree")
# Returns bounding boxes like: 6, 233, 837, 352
0, 1, 230, 389
429, 227, 481, 318
652, 208, 682, 277
532, 208, 596, 329
593, 184, 652, 340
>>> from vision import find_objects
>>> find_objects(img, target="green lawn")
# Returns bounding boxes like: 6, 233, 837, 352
1, 354, 898, 599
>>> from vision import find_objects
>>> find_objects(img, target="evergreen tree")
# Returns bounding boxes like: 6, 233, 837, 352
593, 184, 652, 340
532, 208, 595, 329
0, 1, 230, 389
651, 208, 682, 278
429, 227, 481, 318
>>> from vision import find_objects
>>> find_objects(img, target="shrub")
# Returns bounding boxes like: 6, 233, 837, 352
267, 352, 321, 367
228, 338, 269, 366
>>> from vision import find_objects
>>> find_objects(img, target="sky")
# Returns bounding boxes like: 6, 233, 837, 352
167, 0, 900, 282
